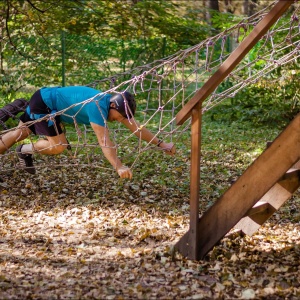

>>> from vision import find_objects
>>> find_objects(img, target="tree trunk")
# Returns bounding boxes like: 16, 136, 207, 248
207, 0, 219, 11
243, 0, 249, 16
249, 0, 257, 16
224, 0, 233, 14
206, 0, 219, 24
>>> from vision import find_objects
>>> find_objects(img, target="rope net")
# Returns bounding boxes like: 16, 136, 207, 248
0, 0, 299, 175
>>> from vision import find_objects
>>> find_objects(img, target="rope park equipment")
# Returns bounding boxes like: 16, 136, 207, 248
1, 0, 299, 174
0, 0, 299, 259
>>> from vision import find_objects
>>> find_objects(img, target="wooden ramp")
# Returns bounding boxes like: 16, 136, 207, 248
175, 113, 300, 260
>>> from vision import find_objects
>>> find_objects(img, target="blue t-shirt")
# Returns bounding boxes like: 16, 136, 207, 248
40, 86, 111, 127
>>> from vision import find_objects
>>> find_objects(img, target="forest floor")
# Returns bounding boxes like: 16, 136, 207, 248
0, 118, 299, 299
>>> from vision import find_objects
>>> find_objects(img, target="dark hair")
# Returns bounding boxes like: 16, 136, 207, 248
110, 91, 136, 119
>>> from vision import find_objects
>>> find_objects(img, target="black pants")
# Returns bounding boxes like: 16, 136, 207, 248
19, 90, 63, 137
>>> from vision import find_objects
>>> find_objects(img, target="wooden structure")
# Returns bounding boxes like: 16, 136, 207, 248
174, 0, 299, 260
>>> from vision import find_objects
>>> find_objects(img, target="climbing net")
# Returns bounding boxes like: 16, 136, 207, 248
0, 0, 299, 175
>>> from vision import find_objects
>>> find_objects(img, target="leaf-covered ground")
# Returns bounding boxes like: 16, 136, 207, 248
0, 119, 299, 299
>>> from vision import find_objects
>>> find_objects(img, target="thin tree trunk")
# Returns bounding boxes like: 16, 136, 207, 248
249, 0, 257, 16
207, 0, 219, 11
224, 0, 233, 14
243, 0, 249, 16
206, 0, 219, 24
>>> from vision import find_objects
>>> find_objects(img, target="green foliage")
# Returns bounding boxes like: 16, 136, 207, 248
1, 0, 208, 101
209, 70, 300, 126
0, 0, 298, 126
205, 10, 300, 126
210, 9, 243, 32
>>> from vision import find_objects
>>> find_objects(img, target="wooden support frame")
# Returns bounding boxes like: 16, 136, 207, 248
174, 0, 295, 260
176, 113, 299, 259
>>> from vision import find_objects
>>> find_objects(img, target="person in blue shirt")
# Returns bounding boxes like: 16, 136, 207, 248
0, 86, 175, 179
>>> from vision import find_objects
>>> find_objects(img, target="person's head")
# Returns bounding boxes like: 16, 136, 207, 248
109, 91, 136, 122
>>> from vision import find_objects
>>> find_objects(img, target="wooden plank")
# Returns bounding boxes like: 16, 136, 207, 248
176, 103, 202, 260
237, 206, 276, 235
235, 170, 300, 236
175, 113, 300, 259
176, 0, 294, 126
232, 201, 276, 237
267, 170, 300, 209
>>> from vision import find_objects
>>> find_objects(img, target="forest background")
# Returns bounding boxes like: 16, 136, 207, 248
0, 0, 298, 124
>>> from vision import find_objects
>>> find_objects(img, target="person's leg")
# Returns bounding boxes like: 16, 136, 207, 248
31, 133, 68, 155
15, 89, 67, 172
0, 121, 31, 154
16, 131, 68, 174
16, 130, 68, 174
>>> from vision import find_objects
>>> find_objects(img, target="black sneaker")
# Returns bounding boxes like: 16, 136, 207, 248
16, 145, 36, 174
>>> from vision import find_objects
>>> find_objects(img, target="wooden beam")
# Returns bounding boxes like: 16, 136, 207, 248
175, 113, 300, 259
176, 0, 294, 126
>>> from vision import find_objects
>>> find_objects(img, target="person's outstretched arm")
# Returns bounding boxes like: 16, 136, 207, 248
121, 119, 176, 155
91, 122, 132, 179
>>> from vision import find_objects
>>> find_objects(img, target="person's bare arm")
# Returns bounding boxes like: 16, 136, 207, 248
121, 119, 176, 155
90, 122, 132, 179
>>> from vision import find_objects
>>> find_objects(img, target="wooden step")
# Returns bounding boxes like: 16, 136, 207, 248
234, 169, 300, 236
288, 159, 300, 172
247, 201, 272, 216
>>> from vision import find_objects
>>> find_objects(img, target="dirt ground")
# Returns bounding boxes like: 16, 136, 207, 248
0, 166, 299, 299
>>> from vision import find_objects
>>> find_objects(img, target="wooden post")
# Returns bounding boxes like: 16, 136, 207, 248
175, 103, 202, 260
189, 103, 202, 259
